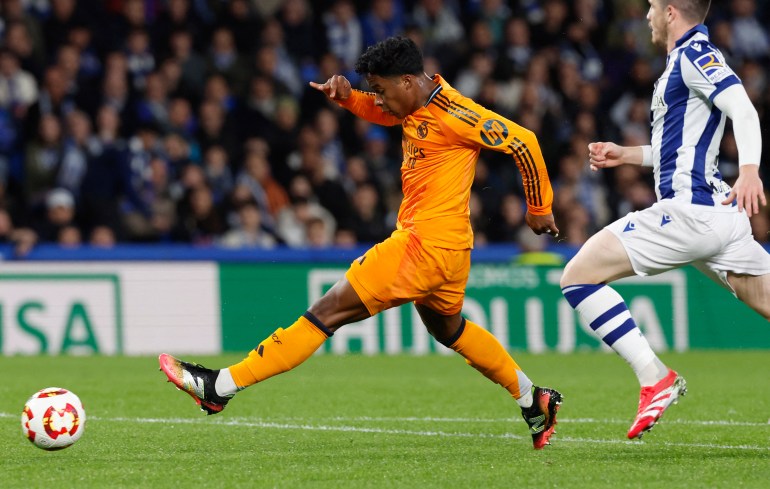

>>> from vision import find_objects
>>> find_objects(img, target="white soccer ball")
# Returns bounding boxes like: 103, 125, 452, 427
21, 387, 86, 450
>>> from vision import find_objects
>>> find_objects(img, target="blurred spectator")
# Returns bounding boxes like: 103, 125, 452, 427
314, 107, 345, 175
43, 0, 80, 58
497, 17, 533, 78
172, 183, 226, 244
411, 0, 465, 57
32, 187, 77, 243
168, 29, 206, 99
25, 66, 75, 138
89, 224, 117, 247
1, 1, 45, 70
202, 145, 233, 204
125, 28, 156, 91
153, 0, 203, 54
489, 193, 526, 243
554, 152, 609, 231
729, 0, 770, 61
3, 21, 45, 78
474, 0, 512, 44
59, 110, 93, 196
348, 183, 389, 244
361, 0, 405, 49
0, 48, 38, 116
206, 27, 250, 96
529, 0, 570, 50
239, 151, 289, 219
121, 155, 175, 242
455, 50, 495, 99
254, 43, 302, 97
24, 114, 64, 208
278, 0, 320, 64
58, 224, 82, 247
218, 200, 277, 248
306, 215, 333, 247
220, 0, 261, 54
322, 0, 363, 79
277, 174, 336, 247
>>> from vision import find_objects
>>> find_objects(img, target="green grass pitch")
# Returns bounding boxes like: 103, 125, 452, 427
1, 352, 769, 488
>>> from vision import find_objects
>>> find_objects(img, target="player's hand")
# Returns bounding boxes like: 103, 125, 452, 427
309, 75, 352, 101
525, 212, 560, 237
722, 164, 766, 217
588, 141, 625, 171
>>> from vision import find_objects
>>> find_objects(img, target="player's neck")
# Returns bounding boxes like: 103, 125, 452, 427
414, 73, 439, 110
667, 22, 699, 52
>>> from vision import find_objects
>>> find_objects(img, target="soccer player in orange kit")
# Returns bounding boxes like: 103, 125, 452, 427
160, 37, 563, 449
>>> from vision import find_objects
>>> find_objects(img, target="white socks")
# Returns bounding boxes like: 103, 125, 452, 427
563, 284, 668, 387
214, 367, 239, 397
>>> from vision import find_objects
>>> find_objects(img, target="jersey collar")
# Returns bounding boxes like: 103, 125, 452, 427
424, 74, 447, 106
675, 24, 709, 48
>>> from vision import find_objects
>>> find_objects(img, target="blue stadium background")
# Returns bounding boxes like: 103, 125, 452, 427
0, 0, 768, 260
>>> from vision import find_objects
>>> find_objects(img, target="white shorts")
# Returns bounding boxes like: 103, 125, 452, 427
606, 200, 770, 292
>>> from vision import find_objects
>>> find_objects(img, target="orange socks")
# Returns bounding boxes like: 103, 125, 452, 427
449, 319, 531, 399
229, 313, 330, 388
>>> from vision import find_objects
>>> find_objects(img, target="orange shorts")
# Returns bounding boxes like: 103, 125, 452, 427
345, 229, 471, 316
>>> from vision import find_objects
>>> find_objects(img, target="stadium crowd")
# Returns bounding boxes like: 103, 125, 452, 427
0, 0, 768, 254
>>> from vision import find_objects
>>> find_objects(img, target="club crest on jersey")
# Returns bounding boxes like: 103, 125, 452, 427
416, 121, 429, 139
694, 51, 731, 84
480, 119, 508, 146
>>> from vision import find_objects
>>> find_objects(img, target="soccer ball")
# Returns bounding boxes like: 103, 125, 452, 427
21, 387, 86, 450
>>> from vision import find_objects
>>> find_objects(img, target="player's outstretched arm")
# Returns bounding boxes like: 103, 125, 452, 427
309, 75, 352, 101
588, 142, 646, 171
310, 76, 402, 126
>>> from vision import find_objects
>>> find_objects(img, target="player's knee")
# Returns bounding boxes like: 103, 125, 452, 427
559, 259, 579, 289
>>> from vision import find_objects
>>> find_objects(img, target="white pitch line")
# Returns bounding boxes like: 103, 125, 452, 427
319, 416, 770, 428
3, 412, 768, 451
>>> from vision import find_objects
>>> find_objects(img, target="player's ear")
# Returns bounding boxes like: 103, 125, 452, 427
401, 74, 413, 90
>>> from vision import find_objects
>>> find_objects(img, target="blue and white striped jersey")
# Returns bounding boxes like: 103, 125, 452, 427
650, 25, 741, 208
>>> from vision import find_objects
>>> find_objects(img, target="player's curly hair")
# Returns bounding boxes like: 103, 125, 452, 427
354, 37, 424, 77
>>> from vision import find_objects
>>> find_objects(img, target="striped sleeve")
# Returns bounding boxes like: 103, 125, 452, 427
433, 94, 553, 215
336, 90, 404, 126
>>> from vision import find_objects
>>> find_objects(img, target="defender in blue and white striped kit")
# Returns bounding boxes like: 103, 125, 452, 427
561, 0, 770, 440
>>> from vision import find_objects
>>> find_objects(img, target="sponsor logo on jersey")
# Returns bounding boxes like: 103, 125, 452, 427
480, 119, 508, 146
694, 51, 732, 84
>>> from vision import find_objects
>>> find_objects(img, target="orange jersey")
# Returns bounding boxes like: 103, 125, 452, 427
339, 75, 553, 249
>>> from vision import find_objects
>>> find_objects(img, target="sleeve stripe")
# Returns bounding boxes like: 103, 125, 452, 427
433, 93, 480, 125
514, 137, 542, 208
511, 137, 543, 207
430, 98, 478, 127
508, 142, 536, 206
434, 93, 482, 120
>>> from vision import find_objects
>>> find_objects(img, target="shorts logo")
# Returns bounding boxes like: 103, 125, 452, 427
480, 119, 508, 146
416, 121, 429, 139
660, 215, 672, 227
694, 51, 732, 84
623, 221, 636, 232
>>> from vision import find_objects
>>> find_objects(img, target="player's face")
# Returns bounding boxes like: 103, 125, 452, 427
647, 0, 669, 48
365, 74, 413, 119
